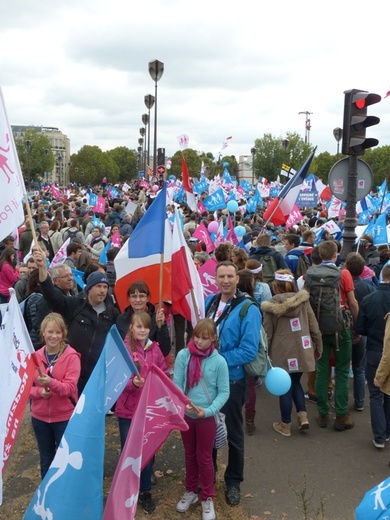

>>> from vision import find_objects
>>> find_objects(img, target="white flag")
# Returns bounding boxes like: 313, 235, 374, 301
0, 88, 26, 242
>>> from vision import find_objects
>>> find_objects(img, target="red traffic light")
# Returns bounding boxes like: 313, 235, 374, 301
355, 99, 366, 109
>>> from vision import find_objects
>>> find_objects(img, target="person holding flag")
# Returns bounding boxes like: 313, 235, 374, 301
29, 312, 81, 479
115, 311, 170, 514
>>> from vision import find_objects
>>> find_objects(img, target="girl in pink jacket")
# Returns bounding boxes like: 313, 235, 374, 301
30, 313, 81, 479
115, 311, 169, 515
0, 247, 19, 303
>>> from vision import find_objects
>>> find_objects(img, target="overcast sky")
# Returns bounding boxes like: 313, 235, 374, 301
1, 0, 389, 163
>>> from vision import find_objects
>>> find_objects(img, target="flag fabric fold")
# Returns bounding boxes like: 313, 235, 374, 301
0, 88, 26, 242
0, 290, 38, 503
114, 184, 171, 312
263, 149, 316, 226
181, 155, 196, 211
103, 364, 191, 520
23, 325, 137, 519
171, 214, 205, 327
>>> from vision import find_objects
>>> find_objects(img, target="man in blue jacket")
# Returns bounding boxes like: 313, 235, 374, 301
205, 260, 261, 506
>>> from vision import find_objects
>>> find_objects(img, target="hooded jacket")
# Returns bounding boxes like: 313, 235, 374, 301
261, 290, 322, 373
115, 338, 170, 420
30, 344, 81, 423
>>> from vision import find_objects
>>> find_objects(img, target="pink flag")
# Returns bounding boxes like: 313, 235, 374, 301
198, 258, 219, 299
385, 90, 390, 99
171, 216, 205, 326
49, 238, 70, 269
214, 220, 224, 247
110, 230, 122, 248
285, 205, 303, 228
103, 364, 190, 520
197, 200, 207, 214
93, 196, 106, 214
225, 215, 239, 245
50, 183, 61, 199
192, 222, 215, 253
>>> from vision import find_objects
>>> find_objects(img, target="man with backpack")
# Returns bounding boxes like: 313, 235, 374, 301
205, 261, 261, 506
283, 234, 311, 281
62, 219, 85, 244
249, 233, 287, 287
305, 240, 358, 431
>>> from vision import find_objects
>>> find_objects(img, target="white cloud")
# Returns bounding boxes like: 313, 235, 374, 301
1, 0, 389, 163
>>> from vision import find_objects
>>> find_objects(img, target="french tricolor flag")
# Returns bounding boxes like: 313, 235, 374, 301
262, 148, 316, 226
114, 183, 172, 312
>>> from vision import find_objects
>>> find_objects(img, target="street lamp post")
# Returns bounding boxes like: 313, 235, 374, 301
333, 127, 342, 159
251, 147, 256, 185
148, 60, 164, 179
139, 128, 146, 177
26, 140, 32, 191
144, 97, 154, 179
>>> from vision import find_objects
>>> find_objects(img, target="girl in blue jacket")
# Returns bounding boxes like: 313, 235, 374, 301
173, 318, 229, 520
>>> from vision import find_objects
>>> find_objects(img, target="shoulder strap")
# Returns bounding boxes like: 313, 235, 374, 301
200, 377, 212, 404
239, 299, 257, 323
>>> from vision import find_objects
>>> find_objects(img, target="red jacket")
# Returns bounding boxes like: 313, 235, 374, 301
115, 338, 169, 420
30, 344, 81, 423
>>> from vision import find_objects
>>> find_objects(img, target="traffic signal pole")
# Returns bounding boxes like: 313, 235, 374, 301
341, 155, 358, 259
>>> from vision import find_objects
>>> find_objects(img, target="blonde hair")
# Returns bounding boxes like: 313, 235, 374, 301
40, 312, 67, 351
193, 318, 217, 340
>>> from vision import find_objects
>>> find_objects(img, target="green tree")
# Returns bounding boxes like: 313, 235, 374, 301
253, 132, 312, 181
69, 145, 119, 186
106, 147, 138, 182
310, 152, 339, 183
170, 149, 203, 179
363, 146, 390, 187
15, 128, 53, 188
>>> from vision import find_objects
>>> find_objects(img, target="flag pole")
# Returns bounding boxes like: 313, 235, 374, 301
158, 253, 164, 329
189, 288, 200, 325
23, 194, 40, 248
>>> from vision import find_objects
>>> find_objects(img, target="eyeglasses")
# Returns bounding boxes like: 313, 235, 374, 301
56, 274, 73, 280
129, 294, 148, 300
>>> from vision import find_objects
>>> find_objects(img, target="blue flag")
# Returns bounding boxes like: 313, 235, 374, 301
24, 349, 107, 519
192, 178, 209, 194
356, 476, 390, 519
70, 268, 86, 290
203, 188, 226, 211
23, 326, 137, 519
88, 192, 97, 207
362, 217, 377, 238
99, 240, 112, 265
372, 212, 388, 245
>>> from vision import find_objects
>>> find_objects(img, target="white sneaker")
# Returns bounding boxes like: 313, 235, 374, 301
201, 498, 215, 520
176, 491, 198, 512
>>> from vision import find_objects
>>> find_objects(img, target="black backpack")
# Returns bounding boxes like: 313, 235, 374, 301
305, 264, 344, 335
250, 250, 278, 286
65, 228, 79, 243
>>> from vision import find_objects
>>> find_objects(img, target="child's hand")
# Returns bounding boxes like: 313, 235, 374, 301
41, 388, 51, 399
38, 374, 51, 387
133, 374, 145, 388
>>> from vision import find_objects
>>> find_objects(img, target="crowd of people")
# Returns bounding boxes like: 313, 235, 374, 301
2, 180, 390, 519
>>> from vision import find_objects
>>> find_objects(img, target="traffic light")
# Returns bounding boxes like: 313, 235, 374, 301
157, 147, 165, 166
342, 89, 381, 156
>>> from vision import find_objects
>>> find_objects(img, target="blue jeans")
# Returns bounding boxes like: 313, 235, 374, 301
279, 372, 306, 423
366, 350, 390, 444
220, 378, 246, 488
118, 417, 154, 493
351, 336, 367, 409
31, 417, 68, 479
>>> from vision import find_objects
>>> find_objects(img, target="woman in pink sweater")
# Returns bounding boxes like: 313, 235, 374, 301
0, 247, 19, 303
30, 312, 81, 479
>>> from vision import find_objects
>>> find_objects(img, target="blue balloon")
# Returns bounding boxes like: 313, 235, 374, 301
265, 367, 291, 396
227, 200, 239, 213
234, 225, 246, 237
168, 175, 176, 181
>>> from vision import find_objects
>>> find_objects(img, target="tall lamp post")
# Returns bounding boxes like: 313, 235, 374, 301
142, 113, 150, 178
333, 127, 342, 159
143, 99, 154, 178
139, 128, 146, 177
26, 140, 32, 191
251, 147, 256, 185
44, 148, 49, 183
148, 60, 164, 179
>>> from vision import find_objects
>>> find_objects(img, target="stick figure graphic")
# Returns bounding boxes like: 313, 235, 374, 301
0, 134, 15, 183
